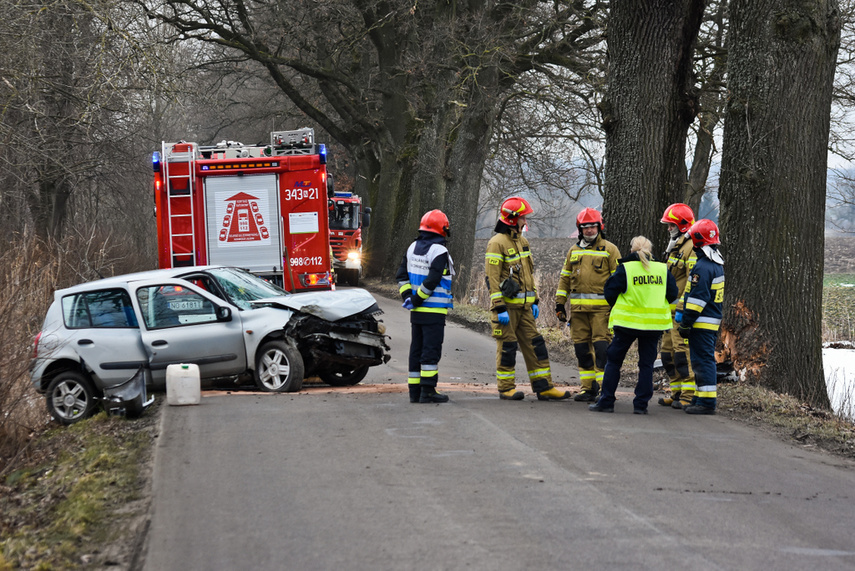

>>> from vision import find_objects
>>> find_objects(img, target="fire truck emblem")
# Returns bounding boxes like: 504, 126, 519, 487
219, 192, 270, 243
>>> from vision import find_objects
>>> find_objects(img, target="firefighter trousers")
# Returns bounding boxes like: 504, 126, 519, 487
688, 329, 718, 409
569, 311, 611, 392
492, 307, 553, 394
408, 313, 446, 388
661, 320, 696, 402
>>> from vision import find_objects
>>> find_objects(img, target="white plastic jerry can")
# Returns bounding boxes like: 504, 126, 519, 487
166, 363, 201, 406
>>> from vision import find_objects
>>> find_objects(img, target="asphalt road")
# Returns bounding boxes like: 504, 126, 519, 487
141, 291, 855, 570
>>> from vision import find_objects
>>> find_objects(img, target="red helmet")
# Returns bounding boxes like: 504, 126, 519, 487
660, 203, 695, 233
419, 209, 450, 237
576, 207, 604, 231
688, 219, 720, 247
499, 197, 534, 226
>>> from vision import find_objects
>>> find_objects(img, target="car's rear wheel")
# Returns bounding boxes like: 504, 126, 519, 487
320, 365, 369, 386
254, 340, 304, 392
46, 371, 99, 425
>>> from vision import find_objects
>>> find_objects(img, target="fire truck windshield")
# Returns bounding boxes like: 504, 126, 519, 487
330, 203, 360, 230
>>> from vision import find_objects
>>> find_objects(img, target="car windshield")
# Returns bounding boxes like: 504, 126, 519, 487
204, 267, 288, 310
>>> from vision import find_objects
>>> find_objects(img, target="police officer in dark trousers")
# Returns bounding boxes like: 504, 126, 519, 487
678, 219, 725, 415
589, 237, 678, 414
396, 210, 454, 404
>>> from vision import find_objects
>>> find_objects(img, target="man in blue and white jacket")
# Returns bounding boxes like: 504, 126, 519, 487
396, 210, 454, 404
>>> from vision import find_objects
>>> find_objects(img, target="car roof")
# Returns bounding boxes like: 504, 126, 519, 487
54, 266, 230, 296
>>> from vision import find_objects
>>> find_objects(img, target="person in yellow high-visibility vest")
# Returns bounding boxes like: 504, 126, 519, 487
589, 237, 678, 414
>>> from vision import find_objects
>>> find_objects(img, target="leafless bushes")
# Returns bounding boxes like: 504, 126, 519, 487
0, 229, 149, 474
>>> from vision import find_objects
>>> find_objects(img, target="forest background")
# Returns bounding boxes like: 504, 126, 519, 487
2, 0, 855, 461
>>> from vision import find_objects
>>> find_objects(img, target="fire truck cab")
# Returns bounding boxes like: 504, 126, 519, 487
329, 191, 370, 286
152, 128, 334, 292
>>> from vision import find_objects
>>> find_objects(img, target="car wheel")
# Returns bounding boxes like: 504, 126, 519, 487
254, 340, 304, 392
320, 365, 369, 386
46, 371, 99, 425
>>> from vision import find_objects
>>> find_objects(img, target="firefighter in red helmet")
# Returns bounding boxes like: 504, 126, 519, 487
555, 208, 621, 401
485, 197, 570, 401
679, 219, 725, 414
658, 203, 698, 409
396, 209, 454, 403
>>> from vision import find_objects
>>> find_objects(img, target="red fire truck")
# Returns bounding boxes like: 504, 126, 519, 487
328, 191, 370, 286
152, 128, 334, 292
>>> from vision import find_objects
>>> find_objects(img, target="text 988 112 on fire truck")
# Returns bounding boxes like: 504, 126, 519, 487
152, 128, 334, 292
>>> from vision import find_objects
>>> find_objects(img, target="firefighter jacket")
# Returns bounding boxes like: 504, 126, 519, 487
485, 223, 537, 311
604, 253, 678, 331
665, 234, 697, 313
681, 247, 725, 332
555, 234, 621, 313
396, 231, 455, 314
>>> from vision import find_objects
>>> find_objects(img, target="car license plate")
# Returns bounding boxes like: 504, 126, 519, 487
168, 300, 202, 311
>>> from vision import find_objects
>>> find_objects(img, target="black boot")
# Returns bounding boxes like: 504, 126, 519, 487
408, 384, 421, 403
419, 386, 449, 403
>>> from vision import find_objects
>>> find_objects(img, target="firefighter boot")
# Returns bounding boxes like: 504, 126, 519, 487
574, 380, 600, 402
675, 388, 694, 409
536, 387, 571, 401
684, 404, 715, 415
658, 391, 680, 407
499, 389, 525, 400
409, 384, 421, 404
419, 386, 449, 403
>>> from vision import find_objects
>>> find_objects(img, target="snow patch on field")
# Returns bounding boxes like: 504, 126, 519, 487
824, 343, 855, 420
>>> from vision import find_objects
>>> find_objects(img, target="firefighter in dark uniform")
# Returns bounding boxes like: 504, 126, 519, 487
589, 237, 678, 414
658, 203, 698, 409
485, 197, 570, 401
678, 219, 725, 415
555, 208, 621, 401
396, 210, 454, 404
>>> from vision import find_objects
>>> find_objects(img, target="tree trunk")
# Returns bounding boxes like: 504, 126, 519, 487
602, 0, 704, 253
719, 0, 840, 406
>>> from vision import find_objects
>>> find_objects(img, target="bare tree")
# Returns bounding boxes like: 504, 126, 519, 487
134, 0, 607, 292
719, 0, 840, 406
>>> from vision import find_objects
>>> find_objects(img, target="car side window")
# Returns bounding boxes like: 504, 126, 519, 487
136, 285, 217, 330
62, 289, 138, 329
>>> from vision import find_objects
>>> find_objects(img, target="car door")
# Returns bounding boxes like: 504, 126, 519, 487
60, 287, 148, 389
131, 279, 247, 385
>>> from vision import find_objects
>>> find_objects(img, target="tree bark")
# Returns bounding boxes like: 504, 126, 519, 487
719, 0, 840, 406
602, 0, 705, 253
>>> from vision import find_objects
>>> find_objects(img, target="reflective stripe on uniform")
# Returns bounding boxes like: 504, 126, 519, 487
528, 367, 551, 380
696, 385, 716, 398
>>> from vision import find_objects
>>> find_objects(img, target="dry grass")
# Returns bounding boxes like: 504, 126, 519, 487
0, 229, 153, 475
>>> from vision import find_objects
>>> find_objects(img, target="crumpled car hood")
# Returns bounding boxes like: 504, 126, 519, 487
252, 288, 380, 321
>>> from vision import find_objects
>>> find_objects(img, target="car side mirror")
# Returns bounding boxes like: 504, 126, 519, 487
217, 306, 232, 322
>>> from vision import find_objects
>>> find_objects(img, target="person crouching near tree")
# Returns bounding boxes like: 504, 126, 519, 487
589, 236, 678, 414
396, 209, 454, 404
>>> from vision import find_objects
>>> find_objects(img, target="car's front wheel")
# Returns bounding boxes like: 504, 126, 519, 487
320, 365, 369, 386
254, 340, 304, 392
47, 371, 99, 425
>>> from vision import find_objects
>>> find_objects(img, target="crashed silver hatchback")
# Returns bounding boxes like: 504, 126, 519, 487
30, 266, 390, 424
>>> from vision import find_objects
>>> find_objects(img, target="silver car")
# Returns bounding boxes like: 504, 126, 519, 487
31, 266, 390, 424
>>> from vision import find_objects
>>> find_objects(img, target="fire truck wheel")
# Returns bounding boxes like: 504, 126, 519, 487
346, 269, 360, 287
254, 340, 305, 393
319, 365, 369, 386
46, 371, 99, 425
